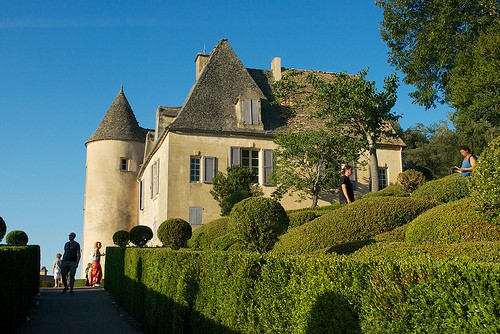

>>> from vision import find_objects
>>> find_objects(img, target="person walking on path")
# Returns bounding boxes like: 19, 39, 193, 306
61, 232, 80, 295
52, 253, 62, 287
89, 241, 105, 287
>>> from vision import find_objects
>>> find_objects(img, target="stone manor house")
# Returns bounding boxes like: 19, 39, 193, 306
81, 39, 405, 273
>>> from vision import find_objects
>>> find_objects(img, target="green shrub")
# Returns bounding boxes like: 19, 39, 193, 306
0, 217, 5, 243
272, 196, 436, 255
187, 217, 229, 250
411, 173, 469, 203
351, 241, 500, 263
157, 218, 192, 250
112, 230, 130, 247
406, 198, 500, 244
229, 197, 289, 253
6, 230, 28, 245
468, 135, 500, 224
210, 233, 239, 250
397, 169, 426, 193
374, 224, 409, 242
129, 225, 153, 247
362, 185, 409, 198
220, 190, 252, 216
288, 211, 317, 229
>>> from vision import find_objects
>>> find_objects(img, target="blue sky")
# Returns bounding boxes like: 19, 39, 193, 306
0, 1, 452, 274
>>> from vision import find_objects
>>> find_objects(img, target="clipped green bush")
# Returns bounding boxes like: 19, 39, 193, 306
0, 217, 5, 243
210, 233, 239, 250
272, 196, 436, 255
112, 230, 130, 247
220, 190, 252, 216
6, 230, 28, 246
411, 173, 469, 203
468, 135, 500, 224
373, 224, 409, 242
288, 211, 317, 229
351, 241, 500, 263
406, 198, 500, 244
187, 217, 229, 250
129, 225, 153, 247
361, 185, 409, 198
229, 197, 289, 253
397, 169, 426, 193
157, 218, 192, 250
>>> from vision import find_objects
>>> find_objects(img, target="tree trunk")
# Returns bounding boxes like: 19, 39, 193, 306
368, 136, 379, 192
311, 192, 318, 208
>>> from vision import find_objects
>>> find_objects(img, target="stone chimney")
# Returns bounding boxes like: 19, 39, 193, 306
271, 57, 281, 81
195, 53, 210, 80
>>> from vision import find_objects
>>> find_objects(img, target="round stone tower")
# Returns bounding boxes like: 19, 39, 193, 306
82, 86, 147, 277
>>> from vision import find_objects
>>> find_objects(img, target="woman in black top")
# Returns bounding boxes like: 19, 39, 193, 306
339, 165, 355, 204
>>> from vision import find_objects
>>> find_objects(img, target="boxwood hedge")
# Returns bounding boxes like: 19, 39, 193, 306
411, 173, 469, 203
272, 196, 436, 255
187, 217, 229, 250
406, 197, 500, 244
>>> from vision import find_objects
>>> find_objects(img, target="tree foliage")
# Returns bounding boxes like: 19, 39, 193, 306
307, 69, 400, 191
271, 129, 362, 207
210, 166, 262, 216
377, 0, 499, 126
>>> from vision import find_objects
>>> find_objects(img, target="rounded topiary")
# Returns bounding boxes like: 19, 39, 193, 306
220, 190, 252, 216
112, 230, 130, 247
6, 230, 29, 245
157, 218, 192, 250
468, 135, 500, 224
187, 217, 229, 250
0, 216, 6, 243
362, 185, 409, 198
397, 169, 426, 193
210, 233, 239, 251
411, 173, 469, 203
228, 197, 289, 254
406, 197, 500, 244
272, 196, 436, 255
129, 225, 153, 247
288, 211, 317, 229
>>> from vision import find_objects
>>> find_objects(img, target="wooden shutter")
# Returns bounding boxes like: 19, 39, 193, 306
263, 149, 273, 184
230, 147, 241, 166
203, 157, 217, 183
251, 99, 259, 124
189, 207, 202, 226
243, 99, 252, 124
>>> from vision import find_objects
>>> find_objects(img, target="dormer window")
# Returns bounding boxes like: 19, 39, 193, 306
243, 99, 260, 125
236, 96, 263, 130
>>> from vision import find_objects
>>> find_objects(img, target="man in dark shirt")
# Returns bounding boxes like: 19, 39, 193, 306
61, 232, 81, 295
339, 165, 355, 204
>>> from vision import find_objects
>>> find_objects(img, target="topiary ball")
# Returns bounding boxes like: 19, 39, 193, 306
6, 230, 29, 245
187, 217, 229, 250
220, 190, 252, 216
112, 230, 130, 247
0, 216, 6, 243
228, 196, 289, 254
397, 169, 426, 193
411, 173, 469, 203
129, 225, 153, 247
157, 218, 192, 250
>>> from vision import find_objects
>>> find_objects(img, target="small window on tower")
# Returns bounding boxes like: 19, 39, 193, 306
120, 158, 129, 171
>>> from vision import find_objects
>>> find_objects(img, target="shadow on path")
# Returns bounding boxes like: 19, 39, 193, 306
15, 287, 143, 334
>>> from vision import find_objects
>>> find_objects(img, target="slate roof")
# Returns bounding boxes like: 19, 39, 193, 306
87, 86, 148, 145
168, 39, 286, 135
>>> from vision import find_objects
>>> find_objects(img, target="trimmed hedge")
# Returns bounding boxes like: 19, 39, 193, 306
287, 211, 317, 229
6, 230, 29, 245
351, 241, 500, 263
411, 173, 469, 203
113, 230, 130, 247
469, 135, 500, 224
187, 217, 230, 250
0, 216, 5, 242
0, 246, 40, 332
406, 197, 500, 244
129, 225, 153, 247
104, 248, 500, 333
229, 197, 289, 254
272, 196, 436, 255
373, 224, 409, 242
361, 185, 409, 198
158, 218, 192, 250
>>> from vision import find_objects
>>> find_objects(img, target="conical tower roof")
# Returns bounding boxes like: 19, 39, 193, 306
86, 86, 148, 145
